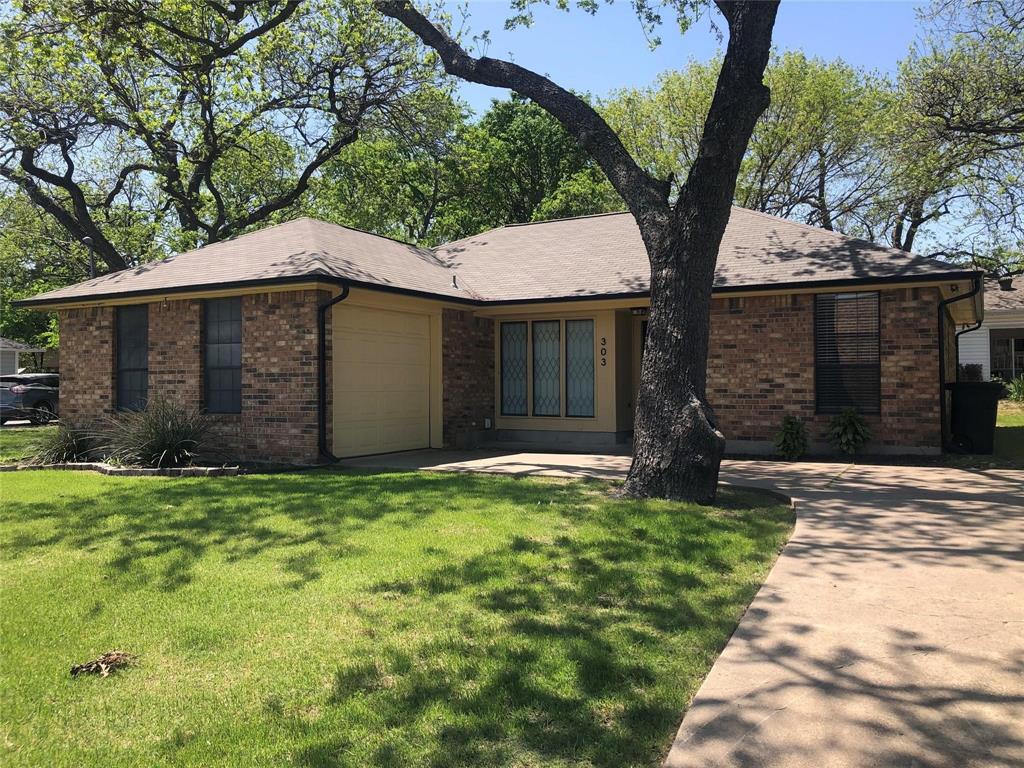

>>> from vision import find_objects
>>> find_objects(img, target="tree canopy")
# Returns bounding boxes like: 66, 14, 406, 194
0, 0, 441, 271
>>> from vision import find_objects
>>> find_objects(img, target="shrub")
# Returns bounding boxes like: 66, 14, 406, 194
1006, 375, 1024, 403
774, 415, 808, 460
34, 425, 94, 464
827, 408, 872, 455
958, 363, 983, 382
96, 398, 213, 468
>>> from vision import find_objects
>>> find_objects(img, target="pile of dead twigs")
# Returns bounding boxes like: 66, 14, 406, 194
70, 650, 135, 678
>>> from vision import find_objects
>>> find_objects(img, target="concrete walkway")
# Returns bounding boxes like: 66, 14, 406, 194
345, 450, 1024, 767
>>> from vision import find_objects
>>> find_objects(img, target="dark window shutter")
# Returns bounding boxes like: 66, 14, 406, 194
814, 292, 880, 414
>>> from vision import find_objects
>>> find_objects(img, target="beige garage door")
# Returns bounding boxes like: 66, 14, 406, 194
332, 304, 431, 457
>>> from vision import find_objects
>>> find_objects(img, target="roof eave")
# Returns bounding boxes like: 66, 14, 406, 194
12, 273, 481, 309
14, 268, 982, 310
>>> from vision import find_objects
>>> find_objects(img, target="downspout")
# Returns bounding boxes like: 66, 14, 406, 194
318, 282, 350, 462
937, 275, 982, 450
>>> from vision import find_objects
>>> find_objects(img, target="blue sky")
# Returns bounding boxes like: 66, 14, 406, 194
447, 1, 923, 115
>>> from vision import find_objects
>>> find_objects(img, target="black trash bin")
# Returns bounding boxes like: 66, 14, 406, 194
945, 381, 1005, 454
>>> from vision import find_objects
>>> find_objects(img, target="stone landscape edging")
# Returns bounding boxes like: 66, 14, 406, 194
0, 462, 240, 477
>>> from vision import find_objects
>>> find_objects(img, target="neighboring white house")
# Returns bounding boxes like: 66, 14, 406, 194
958, 277, 1024, 380
0, 337, 44, 375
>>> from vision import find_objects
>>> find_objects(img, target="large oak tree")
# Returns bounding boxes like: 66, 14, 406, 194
378, 0, 779, 502
0, 0, 440, 272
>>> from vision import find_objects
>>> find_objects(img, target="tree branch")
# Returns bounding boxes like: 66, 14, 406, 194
375, 0, 670, 230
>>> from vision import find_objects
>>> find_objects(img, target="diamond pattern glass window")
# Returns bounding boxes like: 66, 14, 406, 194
116, 304, 148, 411
204, 297, 242, 413
500, 322, 528, 416
565, 319, 595, 417
532, 320, 561, 416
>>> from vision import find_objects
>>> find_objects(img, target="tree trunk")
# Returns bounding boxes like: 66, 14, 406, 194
623, 230, 725, 502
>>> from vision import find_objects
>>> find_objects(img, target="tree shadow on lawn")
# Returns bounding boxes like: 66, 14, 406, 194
289, 495, 790, 768
1, 470, 595, 591
3, 471, 790, 767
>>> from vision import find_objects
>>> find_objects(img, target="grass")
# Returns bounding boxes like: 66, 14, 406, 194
0, 425, 56, 465
994, 400, 1024, 464
0, 470, 792, 768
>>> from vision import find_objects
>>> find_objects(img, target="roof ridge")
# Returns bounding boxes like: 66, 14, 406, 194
303, 217, 438, 254
731, 206, 938, 262
503, 210, 631, 228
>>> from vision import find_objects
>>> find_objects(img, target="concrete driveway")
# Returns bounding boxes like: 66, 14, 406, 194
665, 461, 1024, 768
345, 451, 1024, 767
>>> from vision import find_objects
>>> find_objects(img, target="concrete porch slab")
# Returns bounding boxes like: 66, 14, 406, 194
341, 449, 634, 480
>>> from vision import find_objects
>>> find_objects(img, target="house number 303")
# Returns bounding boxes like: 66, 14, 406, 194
600, 337, 607, 366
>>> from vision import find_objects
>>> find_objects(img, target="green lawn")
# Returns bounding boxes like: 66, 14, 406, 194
0, 470, 792, 768
994, 401, 1024, 465
0, 425, 56, 465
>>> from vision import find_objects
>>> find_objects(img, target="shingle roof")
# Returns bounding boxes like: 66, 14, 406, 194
19, 208, 976, 308
434, 208, 976, 301
21, 218, 480, 306
984, 278, 1024, 312
0, 337, 42, 352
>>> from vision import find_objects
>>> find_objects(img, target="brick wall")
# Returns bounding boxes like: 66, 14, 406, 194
149, 298, 202, 409
57, 289, 329, 464
707, 287, 943, 450
441, 308, 494, 448
57, 305, 115, 426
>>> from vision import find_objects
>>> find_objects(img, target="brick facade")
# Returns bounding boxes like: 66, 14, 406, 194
707, 286, 944, 451
441, 308, 495, 448
58, 305, 116, 426
57, 284, 949, 463
57, 289, 328, 464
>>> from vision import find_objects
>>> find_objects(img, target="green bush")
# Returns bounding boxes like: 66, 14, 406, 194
1006, 375, 1024, 403
827, 408, 872, 455
34, 425, 94, 464
774, 415, 808, 460
96, 398, 213, 468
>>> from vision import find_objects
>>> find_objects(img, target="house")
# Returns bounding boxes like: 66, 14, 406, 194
16, 208, 983, 463
0, 337, 44, 375
957, 277, 1024, 381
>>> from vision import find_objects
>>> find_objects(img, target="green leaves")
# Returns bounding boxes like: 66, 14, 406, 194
310, 93, 623, 245
827, 408, 872, 456
0, 0, 446, 268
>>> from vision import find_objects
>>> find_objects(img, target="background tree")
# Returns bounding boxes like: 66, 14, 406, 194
603, 53, 886, 232
893, 0, 1024, 273
310, 93, 621, 245
379, 0, 780, 502
0, 0, 440, 272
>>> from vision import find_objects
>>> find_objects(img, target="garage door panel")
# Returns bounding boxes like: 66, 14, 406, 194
332, 305, 431, 457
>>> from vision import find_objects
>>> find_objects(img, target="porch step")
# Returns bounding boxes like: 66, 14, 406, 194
480, 439, 632, 456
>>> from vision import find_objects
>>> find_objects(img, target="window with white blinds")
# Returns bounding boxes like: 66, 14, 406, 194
814, 292, 880, 414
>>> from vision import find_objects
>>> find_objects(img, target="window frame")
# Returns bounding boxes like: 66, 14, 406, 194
115, 304, 149, 411
531, 319, 561, 417
499, 321, 529, 417
813, 291, 881, 415
564, 318, 595, 418
202, 297, 243, 414
498, 317, 597, 420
